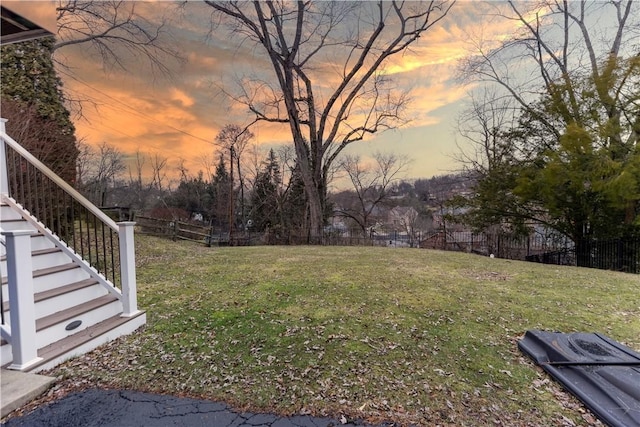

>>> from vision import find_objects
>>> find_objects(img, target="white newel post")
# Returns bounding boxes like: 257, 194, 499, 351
1, 118, 8, 195
2, 230, 42, 370
118, 222, 139, 316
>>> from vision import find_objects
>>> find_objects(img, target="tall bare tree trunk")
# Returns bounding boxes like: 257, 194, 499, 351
206, 1, 455, 243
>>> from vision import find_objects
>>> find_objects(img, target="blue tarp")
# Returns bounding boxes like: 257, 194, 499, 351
518, 330, 640, 427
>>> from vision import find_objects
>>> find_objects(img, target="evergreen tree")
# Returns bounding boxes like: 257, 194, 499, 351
454, 55, 640, 268
282, 163, 308, 238
250, 149, 281, 232
455, 1, 639, 267
169, 171, 212, 221
211, 153, 231, 229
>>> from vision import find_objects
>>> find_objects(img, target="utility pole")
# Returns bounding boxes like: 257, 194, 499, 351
228, 145, 234, 243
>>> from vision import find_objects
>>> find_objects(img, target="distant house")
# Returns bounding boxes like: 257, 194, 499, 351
389, 206, 418, 228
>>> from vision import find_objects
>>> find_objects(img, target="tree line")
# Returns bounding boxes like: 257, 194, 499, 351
2, 1, 638, 253
73, 126, 465, 244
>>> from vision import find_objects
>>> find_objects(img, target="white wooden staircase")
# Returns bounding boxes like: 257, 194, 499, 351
1, 119, 146, 373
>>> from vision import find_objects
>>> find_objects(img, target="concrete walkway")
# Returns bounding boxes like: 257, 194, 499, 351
2, 389, 376, 427
1, 369, 56, 418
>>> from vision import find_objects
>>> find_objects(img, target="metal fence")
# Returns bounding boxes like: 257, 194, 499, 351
133, 216, 640, 274
572, 238, 640, 274
420, 231, 571, 258
422, 231, 640, 274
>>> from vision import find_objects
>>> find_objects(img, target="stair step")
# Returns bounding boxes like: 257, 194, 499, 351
1, 295, 126, 365
0, 249, 71, 285
0, 199, 145, 372
33, 262, 78, 279
0, 218, 28, 224
0, 248, 65, 269
34, 247, 62, 257
0, 206, 24, 220
34, 263, 89, 293
36, 278, 101, 305
26, 233, 55, 252
0, 236, 55, 256
2, 278, 100, 313
1, 262, 80, 286
31, 248, 70, 270
1, 311, 146, 372
30, 311, 146, 372
36, 294, 118, 332
0, 219, 36, 232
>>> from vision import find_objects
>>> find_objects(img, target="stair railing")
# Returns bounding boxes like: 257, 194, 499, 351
0, 229, 41, 370
0, 118, 139, 317
0, 232, 6, 327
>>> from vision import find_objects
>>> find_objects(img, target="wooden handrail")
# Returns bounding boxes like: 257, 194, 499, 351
0, 128, 119, 232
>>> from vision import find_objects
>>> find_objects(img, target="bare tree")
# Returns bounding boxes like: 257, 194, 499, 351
205, 1, 455, 241
275, 145, 297, 190
198, 152, 217, 184
460, 0, 638, 149
124, 149, 149, 211
149, 153, 169, 193
389, 206, 422, 247
452, 89, 536, 234
77, 141, 126, 206
54, 0, 182, 75
214, 124, 255, 231
75, 141, 93, 187
130, 149, 146, 191
334, 152, 410, 237
455, 89, 520, 175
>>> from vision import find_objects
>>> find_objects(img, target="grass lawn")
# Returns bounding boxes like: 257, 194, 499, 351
48, 235, 639, 426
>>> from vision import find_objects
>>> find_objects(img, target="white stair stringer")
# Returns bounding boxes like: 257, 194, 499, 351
0, 198, 145, 371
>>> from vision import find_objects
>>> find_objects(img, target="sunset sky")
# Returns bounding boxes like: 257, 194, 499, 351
9, 1, 622, 188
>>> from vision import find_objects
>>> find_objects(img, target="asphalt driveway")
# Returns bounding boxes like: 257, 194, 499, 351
2, 389, 374, 427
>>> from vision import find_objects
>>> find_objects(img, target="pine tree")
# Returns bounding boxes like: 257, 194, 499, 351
211, 153, 231, 229
250, 149, 282, 232
169, 171, 212, 221
282, 163, 308, 238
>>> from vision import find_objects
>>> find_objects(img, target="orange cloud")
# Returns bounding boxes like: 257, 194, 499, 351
169, 88, 195, 107
53, 1, 537, 184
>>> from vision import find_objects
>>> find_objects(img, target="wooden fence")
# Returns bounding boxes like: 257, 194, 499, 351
136, 216, 211, 243
135, 216, 262, 246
